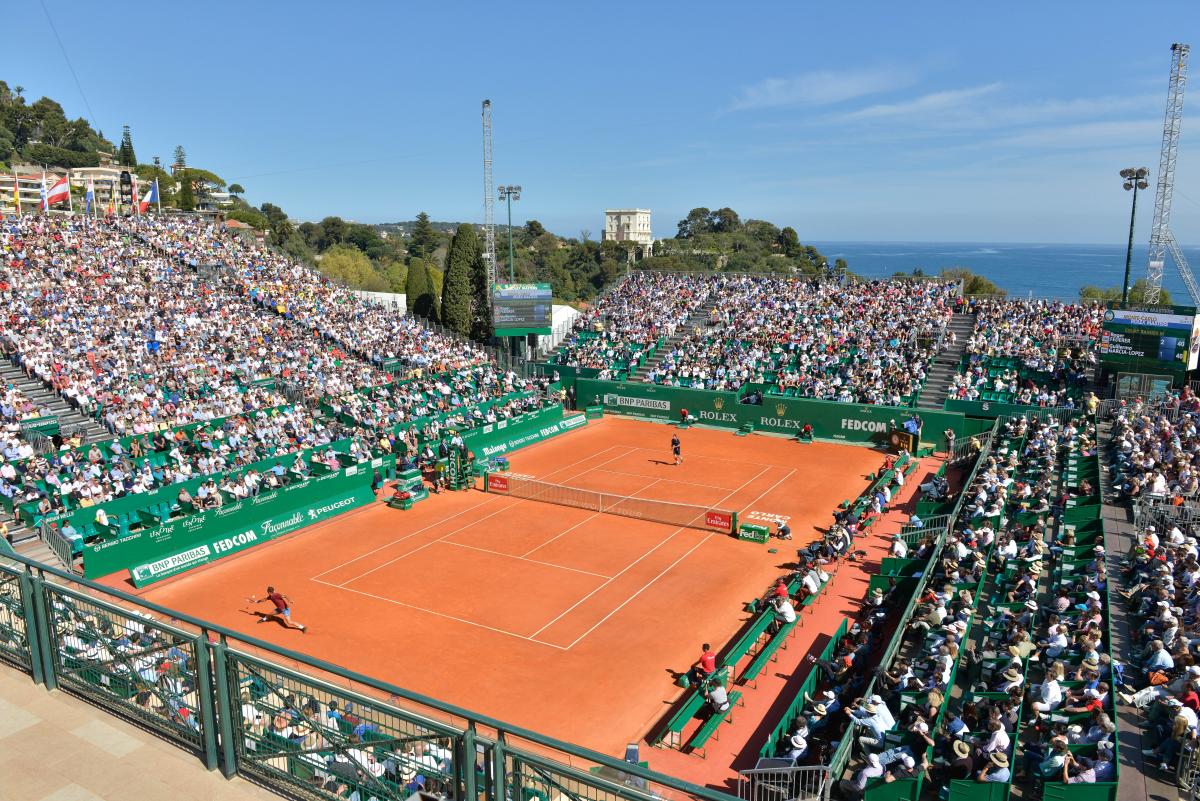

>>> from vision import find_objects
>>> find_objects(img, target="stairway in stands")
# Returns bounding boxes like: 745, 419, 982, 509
915, 311, 976, 411
0, 361, 110, 548
0, 362, 111, 445
631, 295, 720, 382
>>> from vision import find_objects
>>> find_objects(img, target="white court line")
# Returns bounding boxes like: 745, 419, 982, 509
528, 464, 772, 640
591, 468, 736, 493
442, 540, 613, 579
312, 578, 569, 651
738, 467, 798, 516
558, 465, 786, 649
562, 534, 713, 650
624, 445, 777, 467
336, 446, 640, 586
312, 444, 623, 579
520, 511, 602, 558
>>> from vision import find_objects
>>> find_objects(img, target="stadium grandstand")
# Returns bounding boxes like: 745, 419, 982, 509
1, 210, 1196, 801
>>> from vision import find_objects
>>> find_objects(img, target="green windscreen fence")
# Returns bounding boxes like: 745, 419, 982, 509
576, 378, 992, 445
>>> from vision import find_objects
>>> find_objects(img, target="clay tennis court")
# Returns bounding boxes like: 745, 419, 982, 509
131, 416, 884, 757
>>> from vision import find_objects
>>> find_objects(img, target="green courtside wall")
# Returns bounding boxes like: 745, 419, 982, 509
82, 405, 585, 581
459, 404, 585, 459
575, 379, 991, 445
126, 470, 378, 587
84, 464, 375, 580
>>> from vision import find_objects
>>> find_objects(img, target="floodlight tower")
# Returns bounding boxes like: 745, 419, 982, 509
1145, 43, 1198, 305
482, 100, 498, 293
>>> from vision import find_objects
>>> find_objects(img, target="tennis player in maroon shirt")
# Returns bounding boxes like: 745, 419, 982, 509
249, 585, 308, 632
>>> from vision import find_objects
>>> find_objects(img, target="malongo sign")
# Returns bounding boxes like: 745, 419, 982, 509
578, 378, 982, 445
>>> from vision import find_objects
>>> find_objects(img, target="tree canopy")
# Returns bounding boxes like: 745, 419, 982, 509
1079, 279, 1170, 306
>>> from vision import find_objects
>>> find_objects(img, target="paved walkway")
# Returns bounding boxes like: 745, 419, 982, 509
0, 662, 278, 801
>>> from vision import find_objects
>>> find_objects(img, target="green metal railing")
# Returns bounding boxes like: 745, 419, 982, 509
0, 551, 739, 801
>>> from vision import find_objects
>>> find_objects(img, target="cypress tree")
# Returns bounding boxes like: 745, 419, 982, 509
177, 169, 195, 211
406, 258, 438, 321
469, 246, 493, 341
440, 224, 477, 336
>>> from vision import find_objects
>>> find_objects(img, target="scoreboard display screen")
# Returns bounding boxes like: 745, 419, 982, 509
1100, 303, 1200, 372
493, 283, 552, 336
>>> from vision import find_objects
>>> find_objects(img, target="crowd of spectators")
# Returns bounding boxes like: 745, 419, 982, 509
127, 215, 489, 380
951, 299, 1103, 408
1110, 389, 1200, 502
323, 365, 553, 445
553, 271, 717, 377
0, 404, 357, 517
646, 277, 956, 402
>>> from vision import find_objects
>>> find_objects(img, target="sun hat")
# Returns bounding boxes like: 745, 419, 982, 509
953, 740, 971, 758
1003, 668, 1021, 681
990, 753, 1009, 768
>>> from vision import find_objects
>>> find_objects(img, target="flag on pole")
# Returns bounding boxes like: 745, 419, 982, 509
45, 175, 70, 208
131, 175, 139, 217
138, 179, 159, 214
11, 172, 19, 214
85, 178, 95, 216
106, 182, 115, 216
40, 172, 48, 212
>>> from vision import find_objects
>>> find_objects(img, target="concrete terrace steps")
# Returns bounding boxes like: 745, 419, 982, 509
915, 311, 975, 410
631, 294, 721, 381
0, 363, 111, 445
13, 533, 66, 571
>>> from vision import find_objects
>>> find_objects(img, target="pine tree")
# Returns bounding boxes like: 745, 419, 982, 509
410, 211, 438, 260
469, 245, 493, 341
440, 224, 478, 336
406, 258, 438, 322
173, 145, 187, 171
177, 169, 195, 211
116, 125, 136, 166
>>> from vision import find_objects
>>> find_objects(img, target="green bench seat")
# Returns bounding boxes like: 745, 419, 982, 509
686, 691, 743, 756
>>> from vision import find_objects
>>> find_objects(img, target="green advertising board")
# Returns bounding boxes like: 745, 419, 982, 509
84, 465, 375, 581
460, 404, 586, 459
19, 416, 59, 437
1099, 302, 1200, 374
575, 379, 989, 445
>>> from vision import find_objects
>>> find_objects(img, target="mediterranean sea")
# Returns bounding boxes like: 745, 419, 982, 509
813, 241, 1200, 302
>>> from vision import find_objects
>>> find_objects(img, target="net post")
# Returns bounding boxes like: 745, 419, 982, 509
729, 511, 738, 535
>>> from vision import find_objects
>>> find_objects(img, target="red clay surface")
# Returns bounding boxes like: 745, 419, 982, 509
130, 417, 889, 769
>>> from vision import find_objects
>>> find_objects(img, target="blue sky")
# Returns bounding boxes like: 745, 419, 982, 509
7, 1, 1200, 243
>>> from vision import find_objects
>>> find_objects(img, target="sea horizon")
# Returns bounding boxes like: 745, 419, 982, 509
810, 240, 1200, 301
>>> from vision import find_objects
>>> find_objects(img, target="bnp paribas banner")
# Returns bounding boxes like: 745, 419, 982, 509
83, 466, 376, 582
577, 378, 981, 445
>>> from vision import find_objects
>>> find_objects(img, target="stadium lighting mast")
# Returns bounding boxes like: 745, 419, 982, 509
498, 185, 521, 281
1120, 167, 1149, 305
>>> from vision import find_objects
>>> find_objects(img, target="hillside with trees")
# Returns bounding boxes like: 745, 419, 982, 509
0, 81, 847, 322
0, 81, 113, 168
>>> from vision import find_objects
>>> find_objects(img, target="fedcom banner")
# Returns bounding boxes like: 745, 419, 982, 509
576, 379, 974, 445
128, 485, 375, 587
83, 466, 378, 582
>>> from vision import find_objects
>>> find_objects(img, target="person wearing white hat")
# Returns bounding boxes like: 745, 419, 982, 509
839, 752, 884, 799
869, 695, 895, 730
785, 725, 808, 761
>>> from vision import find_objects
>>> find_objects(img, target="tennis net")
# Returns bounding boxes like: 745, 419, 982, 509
485, 473, 735, 533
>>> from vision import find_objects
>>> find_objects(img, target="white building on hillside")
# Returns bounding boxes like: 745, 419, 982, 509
603, 209, 652, 255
